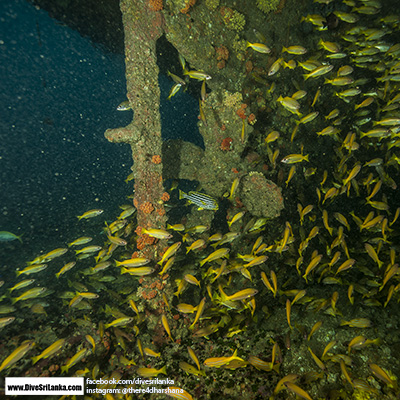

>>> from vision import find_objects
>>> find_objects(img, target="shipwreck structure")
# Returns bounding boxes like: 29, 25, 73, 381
105, 0, 284, 259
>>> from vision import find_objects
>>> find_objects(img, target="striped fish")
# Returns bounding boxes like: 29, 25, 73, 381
179, 190, 218, 211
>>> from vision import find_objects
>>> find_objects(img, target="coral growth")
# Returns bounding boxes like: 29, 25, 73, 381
236, 103, 248, 120
152, 155, 162, 164
216, 45, 229, 61
205, 0, 219, 11
156, 207, 166, 216
220, 7, 246, 32
149, 0, 163, 11
136, 228, 156, 250
216, 45, 229, 69
256, 0, 280, 14
232, 35, 247, 60
161, 192, 170, 202
220, 137, 233, 151
248, 113, 257, 125
137, 277, 166, 302
139, 201, 155, 214
223, 91, 243, 109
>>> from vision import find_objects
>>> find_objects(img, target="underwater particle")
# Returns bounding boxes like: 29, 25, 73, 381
205, 0, 219, 11
240, 171, 284, 218
220, 7, 246, 32
220, 137, 233, 151
139, 201, 155, 214
152, 155, 162, 164
256, 0, 280, 14
149, 0, 163, 11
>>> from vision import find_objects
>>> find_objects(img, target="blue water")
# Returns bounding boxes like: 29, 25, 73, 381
0, 0, 200, 264
160, 74, 204, 149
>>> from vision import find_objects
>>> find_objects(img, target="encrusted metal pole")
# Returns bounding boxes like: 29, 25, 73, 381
105, 0, 167, 260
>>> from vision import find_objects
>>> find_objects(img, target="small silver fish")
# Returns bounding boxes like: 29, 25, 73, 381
117, 100, 131, 111
0, 231, 22, 243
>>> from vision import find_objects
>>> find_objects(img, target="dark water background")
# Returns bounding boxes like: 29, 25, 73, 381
0, 0, 199, 269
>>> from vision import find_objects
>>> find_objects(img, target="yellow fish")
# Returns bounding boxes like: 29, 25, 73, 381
282, 45, 307, 55
158, 242, 182, 265
86, 335, 96, 352
179, 361, 206, 377
248, 355, 279, 372
16, 264, 48, 277
189, 297, 206, 330
0, 317, 15, 329
219, 286, 258, 302
161, 314, 173, 341
144, 348, 161, 358
61, 348, 88, 374
142, 228, 172, 240
303, 64, 334, 80
183, 70, 211, 80
0, 340, 35, 372
369, 363, 396, 386
281, 154, 309, 164
8, 279, 35, 292
184, 274, 201, 287
199, 248, 230, 267
340, 318, 372, 328
120, 266, 155, 276
204, 349, 244, 368
246, 41, 271, 54
31, 339, 66, 365
303, 254, 323, 282
277, 95, 301, 115
105, 317, 133, 329
77, 209, 104, 220
187, 346, 201, 370
68, 236, 93, 247
285, 382, 313, 400
11, 287, 46, 304
186, 239, 206, 254
55, 262, 76, 278
115, 257, 150, 267
137, 366, 167, 378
